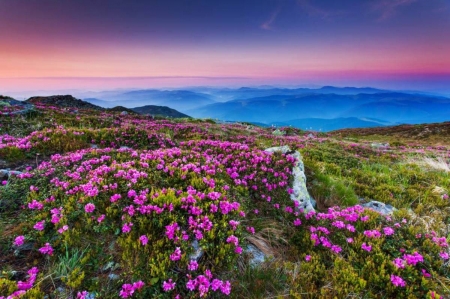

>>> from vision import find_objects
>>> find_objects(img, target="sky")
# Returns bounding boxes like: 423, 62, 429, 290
1, 0, 450, 94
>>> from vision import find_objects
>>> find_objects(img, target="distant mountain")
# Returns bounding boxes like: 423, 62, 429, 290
26, 95, 104, 110
107, 106, 139, 115
186, 86, 387, 102
188, 92, 450, 128
187, 93, 373, 122
83, 90, 216, 112
272, 117, 390, 132
84, 98, 113, 108
132, 105, 191, 118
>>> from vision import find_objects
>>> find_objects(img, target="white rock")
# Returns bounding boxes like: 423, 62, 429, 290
264, 146, 315, 213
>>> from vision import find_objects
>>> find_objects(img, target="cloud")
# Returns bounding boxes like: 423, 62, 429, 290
261, 6, 281, 30
373, 0, 418, 20
296, 0, 333, 19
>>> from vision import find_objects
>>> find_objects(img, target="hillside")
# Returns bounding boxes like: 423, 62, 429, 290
26, 95, 104, 111
331, 121, 450, 145
132, 105, 191, 118
187, 92, 450, 128
84, 89, 216, 111
0, 104, 449, 298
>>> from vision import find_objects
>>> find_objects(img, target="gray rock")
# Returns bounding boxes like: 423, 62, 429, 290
120, 111, 128, 115
90, 144, 98, 149
108, 273, 120, 280
371, 142, 389, 149
0, 169, 8, 180
265, 146, 315, 213
189, 240, 203, 261
245, 244, 266, 267
361, 200, 396, 215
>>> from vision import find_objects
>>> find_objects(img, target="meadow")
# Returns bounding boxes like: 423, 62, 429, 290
1, 104, 449, 298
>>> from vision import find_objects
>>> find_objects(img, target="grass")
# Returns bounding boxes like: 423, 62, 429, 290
0, 104, 450, 298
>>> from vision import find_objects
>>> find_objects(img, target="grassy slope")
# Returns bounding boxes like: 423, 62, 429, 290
0, 105, 449, 298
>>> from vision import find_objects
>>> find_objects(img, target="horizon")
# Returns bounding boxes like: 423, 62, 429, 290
1, 0, 450, 96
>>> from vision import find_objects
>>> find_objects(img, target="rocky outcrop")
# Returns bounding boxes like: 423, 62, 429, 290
26, 95, 104, 111
264, 146, 315, 213
361, 200, 396, 215
131, 105, 191, 119
0, 96, 34, 115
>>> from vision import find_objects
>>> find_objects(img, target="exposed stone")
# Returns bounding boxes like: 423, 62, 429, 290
265, 146, 315, 213
189, 239, 204, 261
108, 273, 120, 280
245, 244, 266, 267
371, 142, 390, 149
0, 169, 8, 180
361, 200, 396, 215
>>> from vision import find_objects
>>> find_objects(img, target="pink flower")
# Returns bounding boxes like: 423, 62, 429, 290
170, 247, 182, 261
110, 193, 122, 202
421, 269, 431, 278
39, 243, 54, 255
188, 260, 199, 271
77, 291, 89, 299
293, 218, 302, 226
383, 227, 395, 236
305, 255, 311, 261
139, 235, 148, 245
220, 280, 231, 295
361, 243, 372, 252
331, 245, 342, 254
390, 274, 406, 287
33, 220, 45, 231
439, 251, 449, 260
84, 203, 95, 213
14, 235, 25, 247
403, 252, 423, 266
97, 214, 105, 223
133, 281, 145, 290
122, 222, 133, 233
393, 257, 405, 269
57, 225, 69, 234
162, 279, 176, 292
346, 238, 354, 243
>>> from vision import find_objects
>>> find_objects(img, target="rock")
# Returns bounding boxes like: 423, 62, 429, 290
90, 144, 98, 149
0, 169, 8, 180
13, 242, 35, 256
120, 111, 128, 115
108, 273, 120, 280
265, 146, 315, 213
189, 240, 204, 261
361, 200, 396, 215
371, 142, 389, 149
245, 244, 266, 267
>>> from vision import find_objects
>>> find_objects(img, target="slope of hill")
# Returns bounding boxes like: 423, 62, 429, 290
106, 106, 139, 114
273, 117, 389, 131
26, 95, 104, 110
131, 105, 191, 118
84, 89, 216, 111
1, 104, 450, 298
331, 121, 450, 145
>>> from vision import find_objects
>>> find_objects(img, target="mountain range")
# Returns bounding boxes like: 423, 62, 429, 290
5, 86, 450, 131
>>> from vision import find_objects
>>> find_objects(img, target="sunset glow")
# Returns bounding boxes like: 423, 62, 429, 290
1, 0, 450, 93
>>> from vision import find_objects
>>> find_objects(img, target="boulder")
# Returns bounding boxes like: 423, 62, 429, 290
265, 146, 315, 213
361, 200, 396, 215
